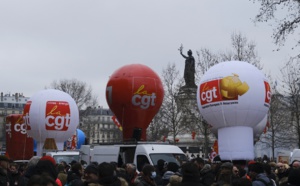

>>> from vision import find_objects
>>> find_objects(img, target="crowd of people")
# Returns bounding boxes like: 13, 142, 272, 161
1, 154, 300, 186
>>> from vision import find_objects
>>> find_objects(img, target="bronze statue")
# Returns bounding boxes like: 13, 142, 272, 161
179, 45, 197, 88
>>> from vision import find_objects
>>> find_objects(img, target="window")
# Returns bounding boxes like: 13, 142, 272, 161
106, 117, 110, 121
137, 155, 150, 172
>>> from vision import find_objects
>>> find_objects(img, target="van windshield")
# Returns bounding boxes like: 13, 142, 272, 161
53, 155, 80, 164
149, 153, 188, 166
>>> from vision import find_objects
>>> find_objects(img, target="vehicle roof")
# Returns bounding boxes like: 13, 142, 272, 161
136, 144, 184, 154
46, 151, 80, 155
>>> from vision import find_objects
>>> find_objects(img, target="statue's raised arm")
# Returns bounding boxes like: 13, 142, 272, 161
179, 44, 197, 88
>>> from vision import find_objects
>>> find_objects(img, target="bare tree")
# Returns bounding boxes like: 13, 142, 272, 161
196, 48, 219, 77
48, 78, 98, 110
280, 57, 300, 148
259, 92, 293, 159
252, 0, 300, 48
219, 32, 263, 69
147, 109, 169, 141
158, 63, 186, 142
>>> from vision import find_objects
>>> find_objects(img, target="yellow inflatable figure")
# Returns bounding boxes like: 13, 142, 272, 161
220, 73, 249, 99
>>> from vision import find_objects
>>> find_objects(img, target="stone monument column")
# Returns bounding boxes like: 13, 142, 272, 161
176, 45, 201, 147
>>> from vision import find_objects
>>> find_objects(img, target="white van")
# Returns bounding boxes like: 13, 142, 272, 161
290, 149, 300, 164
45, 151, 80, 165
80, 142, 187, 172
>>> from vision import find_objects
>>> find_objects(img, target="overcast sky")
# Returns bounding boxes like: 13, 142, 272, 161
0, 0, 297, 108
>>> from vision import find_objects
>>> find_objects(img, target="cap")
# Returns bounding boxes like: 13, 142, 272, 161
0, 155, 9, 162
221, 162, 233, 169
40, 155, 56, 165
248, 160, 256, 165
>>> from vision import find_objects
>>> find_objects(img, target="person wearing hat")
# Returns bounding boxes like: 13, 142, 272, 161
83, 164, 99, 185
214, 162, 234, 185
0, 155, 10, 185
192, 157, 214, 186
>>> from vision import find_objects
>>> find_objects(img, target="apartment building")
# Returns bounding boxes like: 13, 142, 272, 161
79, 107, 122, 144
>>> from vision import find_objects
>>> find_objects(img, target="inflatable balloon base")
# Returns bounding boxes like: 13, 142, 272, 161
218, 126, 254, 160
43, 138, 58, 150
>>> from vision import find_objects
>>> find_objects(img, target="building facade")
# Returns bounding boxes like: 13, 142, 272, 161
79, 107, 122, 144
0, 92, 29, 150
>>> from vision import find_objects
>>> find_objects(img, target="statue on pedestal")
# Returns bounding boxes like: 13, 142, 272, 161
179, 44, 197, 89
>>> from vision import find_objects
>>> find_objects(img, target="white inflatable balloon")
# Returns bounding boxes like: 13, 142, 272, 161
23, 89, 79, 155
197, 61, 271, 160
253, 115, 268, 141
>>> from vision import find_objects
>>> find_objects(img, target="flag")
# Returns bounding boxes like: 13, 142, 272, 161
112, 115, 123, 131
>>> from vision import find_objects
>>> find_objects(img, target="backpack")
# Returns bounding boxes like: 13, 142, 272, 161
256, 178, 276, 186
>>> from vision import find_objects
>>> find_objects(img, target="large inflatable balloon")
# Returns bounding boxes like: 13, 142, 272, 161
23, 89, 79, 156
6, 114, 34, 160
106, 64, 164, 140
197, 61, 271, 160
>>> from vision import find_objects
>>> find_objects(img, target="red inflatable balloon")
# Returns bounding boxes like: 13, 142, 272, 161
106, 64, 164, 141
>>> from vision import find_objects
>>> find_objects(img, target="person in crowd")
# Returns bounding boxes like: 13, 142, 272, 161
98, 162, 127, 186
60, 161, 68, 168
57, 164, 68, 186
199, 163, 214, 186
162, 162, 179, 186
192, 157, 214, 186
249, 162, 275, 186
27, 173, 59, 186
276, 162, 290, 185
18, 156, 41, 186
155, 160, 166, 178
34, 156, 62, 186
263, 163, 277, 184
110, 162, 127, 183
232, 165, 240, 178
0, 155, 10, 185
180, 162, 201, 186
9, 162, 21, 186
231, 177, 252, 186
83, 164, 99, 186
213, 162, 234, 186
166, 174, 182, 186
135, 164, 157, 186
66, 162, 84, 186
125, 163, 138, 186
291, 160, 300, 169
284, 168, 300, 186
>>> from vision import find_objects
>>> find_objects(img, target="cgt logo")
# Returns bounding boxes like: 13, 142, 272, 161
199, 75, 249, 106
199, 79, 222, 105
15, 116, 27, 134
264, 81, 271, 104
131, 78, 157, 109
45, 101, 71, 131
